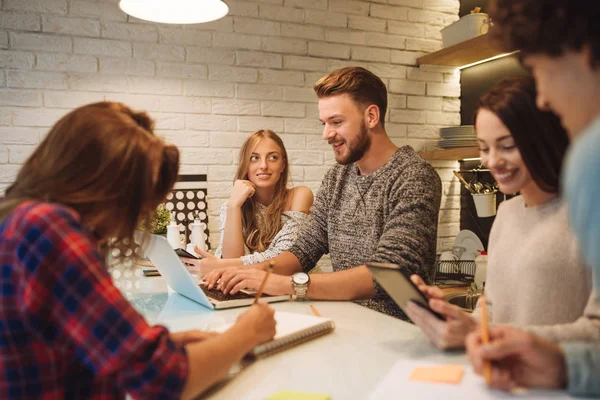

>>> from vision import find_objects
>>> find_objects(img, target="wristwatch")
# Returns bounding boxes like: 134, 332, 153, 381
291, 272, 310, 300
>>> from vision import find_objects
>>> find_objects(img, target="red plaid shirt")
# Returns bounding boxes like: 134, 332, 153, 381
0, 201, 188, 399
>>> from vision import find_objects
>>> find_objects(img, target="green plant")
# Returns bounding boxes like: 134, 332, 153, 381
148, 204, 171, 235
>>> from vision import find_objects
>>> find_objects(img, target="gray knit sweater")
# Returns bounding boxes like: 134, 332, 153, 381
288, 146, 442, 319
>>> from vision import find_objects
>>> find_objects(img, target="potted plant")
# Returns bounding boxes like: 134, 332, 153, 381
132, 204, 171, 261
148, 203, 171, 235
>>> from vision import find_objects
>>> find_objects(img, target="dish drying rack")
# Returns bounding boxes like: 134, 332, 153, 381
433, 257, 476, 285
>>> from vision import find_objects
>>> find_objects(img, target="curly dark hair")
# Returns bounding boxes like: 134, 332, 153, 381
489, 0, 600, 67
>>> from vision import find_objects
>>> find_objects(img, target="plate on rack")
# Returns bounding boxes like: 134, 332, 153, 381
453, 230, 484, 260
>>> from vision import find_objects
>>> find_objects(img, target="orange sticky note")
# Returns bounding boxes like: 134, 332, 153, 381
409, 365, 465, 384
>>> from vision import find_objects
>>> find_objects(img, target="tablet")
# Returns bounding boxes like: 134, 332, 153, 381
174, 248, 200, 259
367, 262, 444, 320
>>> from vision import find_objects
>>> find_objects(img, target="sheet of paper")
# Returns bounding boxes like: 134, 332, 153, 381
369, 360, 577, 400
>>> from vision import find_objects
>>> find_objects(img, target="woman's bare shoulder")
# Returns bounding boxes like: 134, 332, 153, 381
286, 186, 314, 214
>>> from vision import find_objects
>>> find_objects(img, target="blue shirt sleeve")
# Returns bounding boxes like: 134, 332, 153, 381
562, 342, 600, 397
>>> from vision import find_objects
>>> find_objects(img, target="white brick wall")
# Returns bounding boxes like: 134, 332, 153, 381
0, 0, 462, 258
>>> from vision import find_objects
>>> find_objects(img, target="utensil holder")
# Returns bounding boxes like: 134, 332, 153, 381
472, 192, 496, 217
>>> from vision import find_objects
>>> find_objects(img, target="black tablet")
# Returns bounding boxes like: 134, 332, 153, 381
174, 248, 200, 260
367, 262, 444, 320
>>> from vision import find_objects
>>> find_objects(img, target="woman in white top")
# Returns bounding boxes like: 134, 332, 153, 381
186, 129, 313, 275
406, 76, 600, 349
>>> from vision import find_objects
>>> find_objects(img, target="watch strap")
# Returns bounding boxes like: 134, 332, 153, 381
292, 274, 309, 300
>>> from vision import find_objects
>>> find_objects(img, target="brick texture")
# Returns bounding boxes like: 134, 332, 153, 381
0, 0, 461, 254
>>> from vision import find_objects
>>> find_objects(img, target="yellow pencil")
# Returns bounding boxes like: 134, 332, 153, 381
253, 261, 274, 304
310, 304, 322, 317
480, 295, 491, 385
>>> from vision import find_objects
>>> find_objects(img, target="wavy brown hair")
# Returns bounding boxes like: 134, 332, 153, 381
235, 130, 289, 253
474, 76, 569, 193
313, 66, 388, 127
0, 102, 180, 255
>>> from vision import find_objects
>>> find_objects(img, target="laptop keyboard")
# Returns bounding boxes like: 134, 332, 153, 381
200, 285, 254, 301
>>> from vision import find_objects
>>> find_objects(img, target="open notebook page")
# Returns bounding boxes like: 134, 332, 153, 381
216, 311, 332, 339
271, 311, 332, 339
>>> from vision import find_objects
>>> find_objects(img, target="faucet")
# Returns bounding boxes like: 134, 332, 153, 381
465, 282, 482, 310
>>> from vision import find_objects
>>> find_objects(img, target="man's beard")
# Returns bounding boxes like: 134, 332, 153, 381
336, 121, 371, 165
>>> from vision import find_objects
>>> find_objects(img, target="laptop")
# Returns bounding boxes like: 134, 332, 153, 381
145, 234, 291, 310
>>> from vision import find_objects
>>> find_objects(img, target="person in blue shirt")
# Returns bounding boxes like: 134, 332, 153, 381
465, 0, 600, 396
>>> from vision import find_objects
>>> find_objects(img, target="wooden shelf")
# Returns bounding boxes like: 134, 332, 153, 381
420, 147, 480, 160
417, 34, 506, 67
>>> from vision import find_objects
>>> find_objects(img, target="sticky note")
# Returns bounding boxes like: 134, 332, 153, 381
266, 390, 331, 400
409, 365, 465, 384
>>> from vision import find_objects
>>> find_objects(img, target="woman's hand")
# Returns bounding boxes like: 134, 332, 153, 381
179, 246, 224, 276
170, 330, 219, 346
466, 325, 567, 391
405, 274, 477, 350
410, 274, 446, 300
229, 179, 256, 208
233, 303, 276, 345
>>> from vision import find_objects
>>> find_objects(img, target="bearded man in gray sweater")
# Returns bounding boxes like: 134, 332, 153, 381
206, 67, 442, 320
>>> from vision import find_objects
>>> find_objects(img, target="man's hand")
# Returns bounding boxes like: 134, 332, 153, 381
216, 268, 292, 296
204, 260, 270, 290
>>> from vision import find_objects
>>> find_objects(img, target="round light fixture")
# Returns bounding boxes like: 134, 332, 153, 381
119, 0, 229, 24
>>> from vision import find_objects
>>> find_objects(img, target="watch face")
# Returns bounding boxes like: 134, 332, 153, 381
293, 273, 309, 285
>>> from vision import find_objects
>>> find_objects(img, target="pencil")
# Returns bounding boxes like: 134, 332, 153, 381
480, 295, 491, 385
253, 261, 274, 304
310, 304, 322, 317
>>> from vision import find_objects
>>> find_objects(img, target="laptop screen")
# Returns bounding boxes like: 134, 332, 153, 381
145, 234, 214, 309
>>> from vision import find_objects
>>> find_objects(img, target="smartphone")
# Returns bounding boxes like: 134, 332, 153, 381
366, 262, 445, 320
142, 269, 161, 277
174, 248, 200, 259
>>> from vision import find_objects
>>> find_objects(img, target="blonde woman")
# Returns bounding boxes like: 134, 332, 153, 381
188, 130, 313, 274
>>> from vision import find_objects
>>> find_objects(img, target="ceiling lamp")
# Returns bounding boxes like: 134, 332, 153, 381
119, 0, 229, 24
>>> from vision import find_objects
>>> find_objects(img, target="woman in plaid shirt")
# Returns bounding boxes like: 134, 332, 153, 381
0, 102, 276, 399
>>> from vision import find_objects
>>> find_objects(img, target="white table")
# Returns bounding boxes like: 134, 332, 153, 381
117, 273, 468, 400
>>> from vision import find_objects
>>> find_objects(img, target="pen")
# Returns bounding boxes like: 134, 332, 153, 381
253, 261, 274, 304
310, 304, 322, 317
480, 295, 491, 385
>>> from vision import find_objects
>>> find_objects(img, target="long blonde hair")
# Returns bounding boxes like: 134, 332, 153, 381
235, 130, 289, 252
0, 102, 180, 253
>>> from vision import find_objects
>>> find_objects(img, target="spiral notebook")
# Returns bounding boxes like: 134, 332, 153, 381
219, 311, 335, 359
